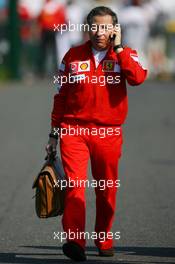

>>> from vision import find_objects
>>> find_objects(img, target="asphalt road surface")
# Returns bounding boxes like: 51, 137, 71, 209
0, 79, 175, 264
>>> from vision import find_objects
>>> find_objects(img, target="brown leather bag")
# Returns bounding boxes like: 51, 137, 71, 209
32, 156, 66, 218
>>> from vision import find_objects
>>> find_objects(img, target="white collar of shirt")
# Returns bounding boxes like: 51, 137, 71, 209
92, 47, 108, 68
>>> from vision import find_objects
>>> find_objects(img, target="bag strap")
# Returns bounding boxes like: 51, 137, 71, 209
32, 153, 64, 190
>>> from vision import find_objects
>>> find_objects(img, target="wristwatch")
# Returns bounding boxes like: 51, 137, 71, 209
49, 127, 59, 140
113, 44, 123, 52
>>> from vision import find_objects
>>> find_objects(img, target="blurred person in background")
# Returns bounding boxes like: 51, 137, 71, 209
151, 0, 175, 78
0, 0, 8, 69
119, 0, 161, 70
93, 0, 119, 13
55, 0, 82, 64
65, 0, 84, 47
38, 0, 67, 77
0, 0, 7, 22
68, 0, 96, 44
18, 0, 43, 77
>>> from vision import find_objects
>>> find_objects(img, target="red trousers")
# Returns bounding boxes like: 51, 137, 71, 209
60, 121, 123, 250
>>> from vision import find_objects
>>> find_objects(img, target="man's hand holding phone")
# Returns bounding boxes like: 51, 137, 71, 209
110, 24, 123, 53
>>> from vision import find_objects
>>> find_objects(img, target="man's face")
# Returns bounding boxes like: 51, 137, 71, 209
88, 15, 114, 51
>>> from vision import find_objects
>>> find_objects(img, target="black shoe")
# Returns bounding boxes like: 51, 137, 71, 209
62, 241, 87, 261
98, 247, 115, 257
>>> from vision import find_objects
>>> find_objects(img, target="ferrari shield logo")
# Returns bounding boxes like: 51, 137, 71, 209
103, 60, 115, 72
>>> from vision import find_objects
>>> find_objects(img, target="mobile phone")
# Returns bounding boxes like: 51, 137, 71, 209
109, 34, 116, 42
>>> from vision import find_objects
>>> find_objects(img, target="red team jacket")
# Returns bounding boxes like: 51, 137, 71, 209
51, 40, 147, 128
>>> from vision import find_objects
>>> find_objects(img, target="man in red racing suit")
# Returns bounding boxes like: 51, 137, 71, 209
46, 6, 147, 262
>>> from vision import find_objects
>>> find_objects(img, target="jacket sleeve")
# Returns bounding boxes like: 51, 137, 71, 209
51, 50, 71, 128
117, 47, 148, 85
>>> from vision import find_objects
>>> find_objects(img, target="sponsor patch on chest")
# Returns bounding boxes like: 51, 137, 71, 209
69, 60, 90, 74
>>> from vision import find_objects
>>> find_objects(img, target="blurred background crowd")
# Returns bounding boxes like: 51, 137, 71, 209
0, 0, 175, 80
